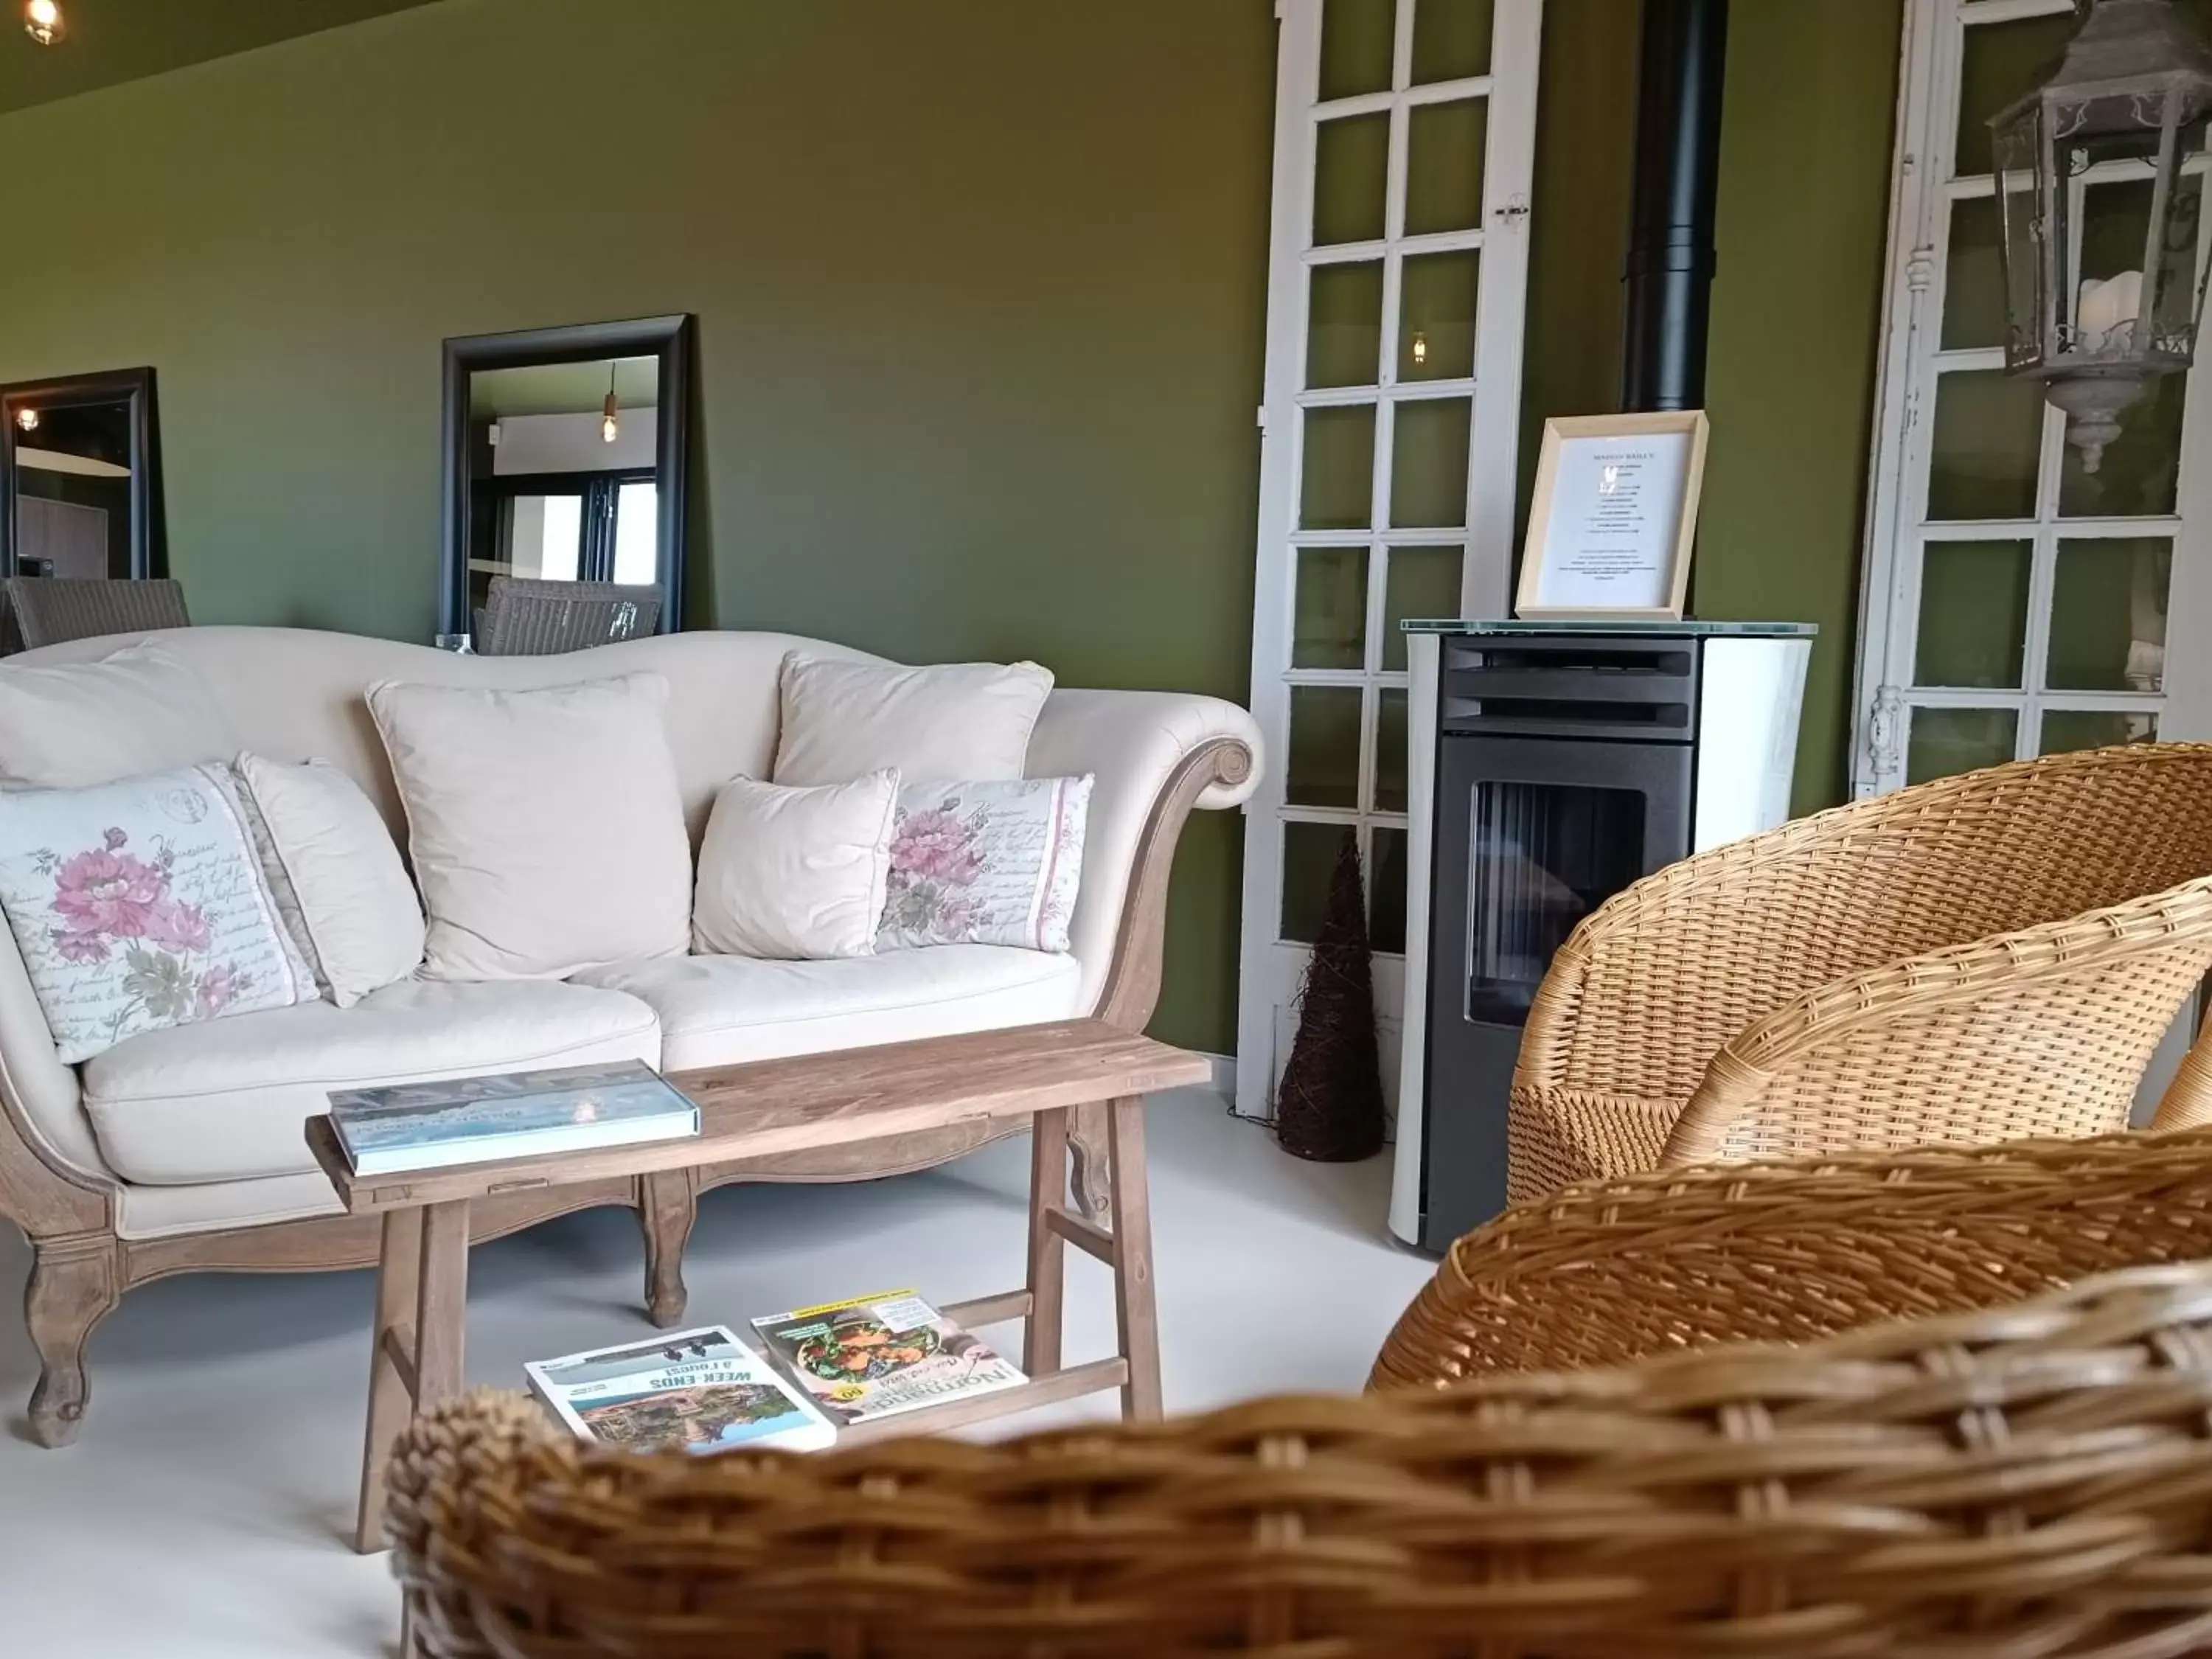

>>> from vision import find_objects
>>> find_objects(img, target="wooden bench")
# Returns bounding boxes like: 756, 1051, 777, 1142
306, 1018, 1211, 1554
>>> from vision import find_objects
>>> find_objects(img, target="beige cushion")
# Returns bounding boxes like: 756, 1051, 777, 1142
571, 944, 1082, 1072
367, 672, 692, 981
693, 770, 899, 960
0, 642, 234, 787
80, 977, 661, 1183
237, 754, 425, 1006
772, 654, 1053, 786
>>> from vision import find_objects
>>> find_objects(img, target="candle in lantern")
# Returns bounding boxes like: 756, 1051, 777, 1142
2076, 268, 2143, 350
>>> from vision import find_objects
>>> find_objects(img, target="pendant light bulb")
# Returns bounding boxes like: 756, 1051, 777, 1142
602, 364, 619, 445
23, 0, 64, 45
13, 408, 37, 434
1411, 330, 1430, 368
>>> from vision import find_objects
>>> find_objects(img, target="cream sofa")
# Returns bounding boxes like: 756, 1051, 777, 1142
0, 626, 1259, 1446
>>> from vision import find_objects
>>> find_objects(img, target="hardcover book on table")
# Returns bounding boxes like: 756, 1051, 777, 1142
327, 1060, 699, 1175
751, 1289, 1026, 1428
524, 1325, 835, 1454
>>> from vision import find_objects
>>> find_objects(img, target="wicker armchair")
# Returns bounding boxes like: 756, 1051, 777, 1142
389, 1259, 2212, 1658
475, 577, 662, 655
1371, 1120, 2212, 1388
0, 575, 188, 650
1511, 742, 2212, 1201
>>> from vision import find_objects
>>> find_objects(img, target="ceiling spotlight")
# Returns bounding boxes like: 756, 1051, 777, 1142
601, 363, 620, 445
23, 0, 65, 46
13, 408, 37, 433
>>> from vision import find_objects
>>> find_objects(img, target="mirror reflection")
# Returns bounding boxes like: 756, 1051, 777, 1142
465, 357, 662, 613
1, 368, 160, 582
441, 316, 690, 652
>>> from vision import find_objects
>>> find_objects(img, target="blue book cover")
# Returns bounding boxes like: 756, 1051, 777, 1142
329, 1060, 698, 1172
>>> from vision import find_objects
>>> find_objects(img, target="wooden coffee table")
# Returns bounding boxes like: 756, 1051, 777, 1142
305, 1018, 1210, 1555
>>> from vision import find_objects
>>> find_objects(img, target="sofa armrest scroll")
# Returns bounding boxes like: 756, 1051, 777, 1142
1026, 689, 1262, 1029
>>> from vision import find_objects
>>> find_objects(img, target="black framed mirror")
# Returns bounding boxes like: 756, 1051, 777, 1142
0, 367, 164, 580
440, 315, 692, 642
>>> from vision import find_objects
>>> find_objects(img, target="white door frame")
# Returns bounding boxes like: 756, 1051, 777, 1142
1235, 0, 1545, 1121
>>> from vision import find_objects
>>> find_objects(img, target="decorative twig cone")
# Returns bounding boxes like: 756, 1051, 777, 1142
1275, 832, 1385, 1162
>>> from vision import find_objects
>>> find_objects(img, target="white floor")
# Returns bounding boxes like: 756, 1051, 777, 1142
0, 1091, 1432, 1658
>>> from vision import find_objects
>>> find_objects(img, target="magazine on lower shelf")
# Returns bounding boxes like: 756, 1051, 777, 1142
524, 1325, 836, 1454
750, 1289, 1026, 1428
327, 1060, 700, 1175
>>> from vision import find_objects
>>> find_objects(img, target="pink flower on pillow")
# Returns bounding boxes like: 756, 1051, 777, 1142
52, 845, 171, 942
146, 900, 212, 953
888, 805, 985, 888
195, 963, 248, 1020
52, 931, 111, 965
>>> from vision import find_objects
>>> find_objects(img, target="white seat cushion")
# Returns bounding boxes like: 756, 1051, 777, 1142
571, 945, 1085, 1073
81, 978, 661, 1184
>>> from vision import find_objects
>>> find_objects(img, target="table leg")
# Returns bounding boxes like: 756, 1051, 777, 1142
412, 1200, 471, 1411
355, 1210, 422, 1554
1107, 1096, 1163, 1421
1023, 1107, 1070, 1377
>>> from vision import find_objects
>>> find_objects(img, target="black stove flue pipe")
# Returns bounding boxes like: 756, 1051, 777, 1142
1621, 0, 1730, 412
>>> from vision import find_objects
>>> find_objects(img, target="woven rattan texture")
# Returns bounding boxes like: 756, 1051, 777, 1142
1507, 743, 2212, 1202
476, 578, 663, 655
1376, 1123, 2212, 1389
389, 1264, 2212, 1658
0, 576, 189, 649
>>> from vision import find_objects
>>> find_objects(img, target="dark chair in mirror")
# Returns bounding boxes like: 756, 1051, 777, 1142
442, 316, 691, 651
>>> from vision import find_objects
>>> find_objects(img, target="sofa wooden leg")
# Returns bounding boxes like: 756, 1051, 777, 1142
1068, 1104, 1112, 1220
25, 1232, 119, 1449
639, 1170, 697, 1329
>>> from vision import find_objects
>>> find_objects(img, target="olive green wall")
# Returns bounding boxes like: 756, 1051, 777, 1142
1696, 0, 1904, 810
0, 0, 1908, 1051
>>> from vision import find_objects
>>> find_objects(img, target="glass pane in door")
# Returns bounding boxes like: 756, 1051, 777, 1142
1369, 825, 1408, 953
1374, 689, 1409, 811
1907, 706, 2018, 784
1307, 262, 1385, 388
1927, 370, 2045, 521
1914, 539, 2030, 687
1300, 404, 1377, 529
1941, 195, 2007, 351
1411, 0, 1493, 83
1390, 397, 1472, 526
2047, 538, 2171, 691
1466, 782, 1644, 1020
1319, 0, 1396, 100
612, 481, 658, 585
1314, 113, 1391, 245
1382, 544, 1462, 669
502, 493, 583, 581
1281, 820, 1357, 943
1287, 685, 1365, 807
1405, 99, 1487, 235
1954, 12, 2079, 179
1293, 546, 1370, 669
2059, 371, 2185, 519
1398, 249, 1479, 380
2040, 709, 2158, 754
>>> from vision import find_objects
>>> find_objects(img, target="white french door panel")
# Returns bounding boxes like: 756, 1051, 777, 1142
1853, 0, 2212, 799
1235, 0, 1544, 1121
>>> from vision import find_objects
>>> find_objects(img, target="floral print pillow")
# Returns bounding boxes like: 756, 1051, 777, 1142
877, 776, 1093, 953
0, 765, 319, 1063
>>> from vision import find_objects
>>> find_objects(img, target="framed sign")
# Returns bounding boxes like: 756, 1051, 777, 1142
1514, 410, 1710, 619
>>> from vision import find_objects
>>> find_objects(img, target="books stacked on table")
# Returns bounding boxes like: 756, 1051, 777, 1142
525, 1290, 1027, 1454
327, 1060, 700, 1175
